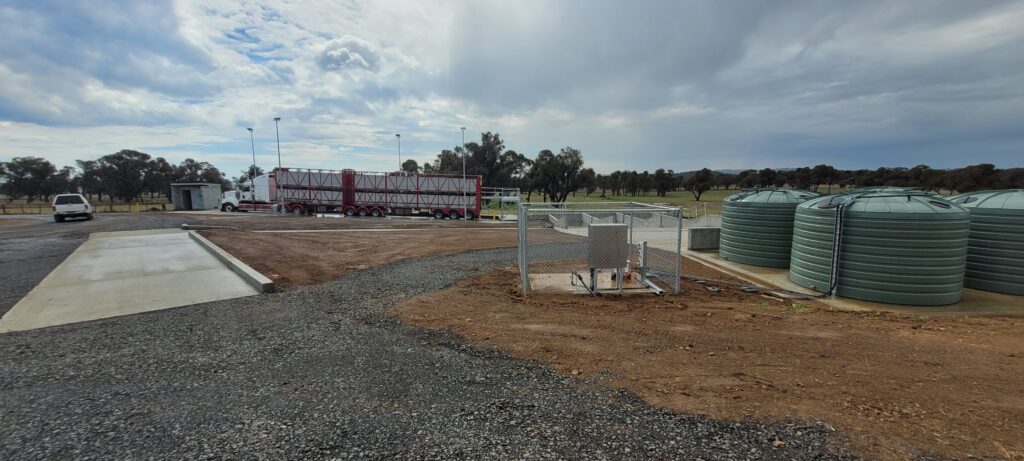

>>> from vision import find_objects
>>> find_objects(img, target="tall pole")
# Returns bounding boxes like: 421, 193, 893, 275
461, 126, 467, 219
274, 118, 282, 170
395, 133, 401, 172
274, 117, 282, 209
247, 127, 256, 209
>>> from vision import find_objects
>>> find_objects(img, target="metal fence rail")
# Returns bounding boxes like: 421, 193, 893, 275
517, 202, 683, 295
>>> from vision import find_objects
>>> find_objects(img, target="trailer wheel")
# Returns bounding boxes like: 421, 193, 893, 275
358, 208, 368, 217
464, 210, 476, 220
344, 207, 356, 217
289, 205, 304, 215
448, 209, 461, 220
370, 208, 383, 217
433, 209, 445, 219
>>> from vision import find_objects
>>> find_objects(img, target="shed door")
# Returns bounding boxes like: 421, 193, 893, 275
181, 190, 193, 210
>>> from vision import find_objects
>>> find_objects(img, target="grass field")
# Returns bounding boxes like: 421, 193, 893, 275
1, 195, 175, 214
2, 189, 738, 216
1, 202, 176, 215
546, 188, 741, 214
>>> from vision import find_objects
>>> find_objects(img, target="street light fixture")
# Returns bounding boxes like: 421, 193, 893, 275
395, 133, 401, 172
247, 127, 256, 209
461, 126, 467, 219
273, 117, 282, 209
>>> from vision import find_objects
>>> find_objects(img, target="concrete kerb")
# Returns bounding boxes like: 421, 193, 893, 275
188, 231, 275, 293
182, 224, 241, 231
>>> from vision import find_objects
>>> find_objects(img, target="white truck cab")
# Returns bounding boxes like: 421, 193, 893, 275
221, 175, 271, 211
52, 194, 93, 222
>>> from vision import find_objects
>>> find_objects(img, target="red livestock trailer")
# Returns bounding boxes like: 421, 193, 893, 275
259, 168, 483, 219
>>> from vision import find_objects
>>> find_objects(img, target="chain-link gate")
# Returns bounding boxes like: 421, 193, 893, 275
517, 202, 683, 295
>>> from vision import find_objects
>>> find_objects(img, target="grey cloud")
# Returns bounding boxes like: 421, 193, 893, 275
317, 36, 380, 72
444, 0, 774, 111
0, 0, 216, 96
0, 0, 218, 126
441, 0, 1024, 169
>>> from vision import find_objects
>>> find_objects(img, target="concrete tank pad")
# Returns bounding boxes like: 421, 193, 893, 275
0, 229, 261, 333
683, 249, 1024, 317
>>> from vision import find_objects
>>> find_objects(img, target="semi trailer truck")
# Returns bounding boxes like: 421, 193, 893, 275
221, 168, 483, 219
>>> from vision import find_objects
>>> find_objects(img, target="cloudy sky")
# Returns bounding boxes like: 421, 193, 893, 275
1, 0, 1022, 177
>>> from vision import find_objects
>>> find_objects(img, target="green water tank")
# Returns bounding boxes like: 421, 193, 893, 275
949, 190, 1024, 296
719, 189, 820, 268
789, 191, 971, 305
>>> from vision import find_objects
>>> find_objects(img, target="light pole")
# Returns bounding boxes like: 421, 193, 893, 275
395, 133, 401, 172
461, 126, 466, 219
247, 127, 256, 209
273, 117, 282, 170
273, 117, 282, 209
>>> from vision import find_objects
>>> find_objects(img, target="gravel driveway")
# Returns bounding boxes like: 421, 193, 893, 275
0, 244, 855, 460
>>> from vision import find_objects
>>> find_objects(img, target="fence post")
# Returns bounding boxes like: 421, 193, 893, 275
518, 203, 531, 294
628, 213, 633, 248
675, 206, 682, 294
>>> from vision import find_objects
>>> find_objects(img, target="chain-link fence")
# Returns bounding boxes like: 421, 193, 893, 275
517, 202, 683, 295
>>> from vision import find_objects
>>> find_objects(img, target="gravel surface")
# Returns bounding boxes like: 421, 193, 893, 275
0, 214, 196, 317
0, 244, 856, 460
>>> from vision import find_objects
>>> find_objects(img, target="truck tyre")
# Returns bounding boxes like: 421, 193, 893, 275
54, 215, 64, 223
449, 209, 461, 220
464, 210, 475, 220
433, 209, 445, 219
290, 205, 304, 215
344, 207, 356, 217
223, 203, 237, 212
358, 208, 368, 217
86, 213, 94, 221
370, 208, 383, 217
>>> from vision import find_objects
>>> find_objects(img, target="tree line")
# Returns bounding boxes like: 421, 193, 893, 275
5, 135, 1020, 205
415, 131, 1023, 202
700, 164, 1023, 197
0, 150, 230, 203
408, 131, 589, 203
581, 164, 1023, 201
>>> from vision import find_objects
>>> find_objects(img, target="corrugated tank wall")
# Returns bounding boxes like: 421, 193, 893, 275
789, 192, 971, 305
950, 190, 1024, 296
719, 189, 820, 268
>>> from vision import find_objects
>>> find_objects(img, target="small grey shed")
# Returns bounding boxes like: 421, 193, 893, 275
170, 183, 222, 210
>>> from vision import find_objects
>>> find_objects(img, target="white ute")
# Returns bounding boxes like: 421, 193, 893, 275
52, 193, 93, 222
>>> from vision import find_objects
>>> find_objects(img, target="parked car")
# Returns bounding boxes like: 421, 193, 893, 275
52, 194, 93, 222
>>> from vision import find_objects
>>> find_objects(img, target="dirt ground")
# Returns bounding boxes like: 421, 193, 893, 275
0, 218, 40, 227
191, 212, 516, 231
392, 264, 1024, 461
200, 227, 517, 286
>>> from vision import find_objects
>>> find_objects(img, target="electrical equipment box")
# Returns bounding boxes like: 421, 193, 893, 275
587, 223, 629, 268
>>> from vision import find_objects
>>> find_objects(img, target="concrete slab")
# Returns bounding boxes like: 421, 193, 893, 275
529, 272, 654, 295
684, 250, 1024, 317
551, 223, 1024, 315
0, 229, 260, 332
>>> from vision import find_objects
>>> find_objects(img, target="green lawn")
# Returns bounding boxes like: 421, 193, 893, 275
553, 188, 741, 214
1, 194, 174, 214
